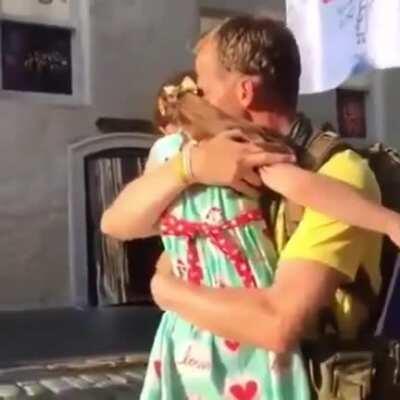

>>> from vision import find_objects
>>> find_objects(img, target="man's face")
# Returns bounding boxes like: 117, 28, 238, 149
195, 39, 245, 119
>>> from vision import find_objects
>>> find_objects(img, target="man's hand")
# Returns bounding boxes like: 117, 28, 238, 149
191, 129, 295, 197
151, 272, 179, 311
152, 252, 179, 310
155, 251, 173, 276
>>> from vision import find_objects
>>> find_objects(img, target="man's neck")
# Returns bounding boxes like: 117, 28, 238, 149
249, 109, 297, 137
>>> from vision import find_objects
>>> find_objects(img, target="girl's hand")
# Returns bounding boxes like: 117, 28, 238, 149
259, 166, 273, 188
191, 130, 295, 197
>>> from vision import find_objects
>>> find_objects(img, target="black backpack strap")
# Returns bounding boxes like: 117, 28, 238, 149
269, 113, 313, 236
283, 129, 349, 239
300, 130, 349, 171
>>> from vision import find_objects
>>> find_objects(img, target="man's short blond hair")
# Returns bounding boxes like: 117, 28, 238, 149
195, 16, 301, 109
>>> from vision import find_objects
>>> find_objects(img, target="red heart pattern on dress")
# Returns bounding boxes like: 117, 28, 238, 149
224, 339, 240, 352
229, 380, 258, 400
154, 360, 161, 378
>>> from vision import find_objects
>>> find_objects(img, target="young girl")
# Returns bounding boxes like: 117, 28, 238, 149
140, 76, 400, 400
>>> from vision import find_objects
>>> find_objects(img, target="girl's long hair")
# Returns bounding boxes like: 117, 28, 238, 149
160, 90, 288, 149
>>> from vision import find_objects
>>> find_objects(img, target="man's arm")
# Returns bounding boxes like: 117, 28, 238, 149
101, 130, 295, 240
152, 257, 345, 353
151, 150, 381, 350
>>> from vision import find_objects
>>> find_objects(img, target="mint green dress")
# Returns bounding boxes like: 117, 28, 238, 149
140, 133, 310, 400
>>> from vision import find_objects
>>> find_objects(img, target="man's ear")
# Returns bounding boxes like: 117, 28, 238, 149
237, 76, 262, 109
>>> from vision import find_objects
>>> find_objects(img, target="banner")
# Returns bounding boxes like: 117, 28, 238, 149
286, 0, 400, 93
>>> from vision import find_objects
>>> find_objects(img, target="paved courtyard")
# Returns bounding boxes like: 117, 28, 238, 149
0, 354, 147, 399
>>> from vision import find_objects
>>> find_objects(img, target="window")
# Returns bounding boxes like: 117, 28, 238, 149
2, 21, 72, 94
0, 0, 90, 105
2, 0, 71, 21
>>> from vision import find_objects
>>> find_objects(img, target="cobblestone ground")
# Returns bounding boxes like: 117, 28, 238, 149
0, 354, 147, 399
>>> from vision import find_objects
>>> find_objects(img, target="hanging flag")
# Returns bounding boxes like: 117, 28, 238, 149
286, 0, 400, 94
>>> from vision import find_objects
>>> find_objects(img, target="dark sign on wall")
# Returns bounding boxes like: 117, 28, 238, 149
2, 21, 72, 94
336, 88, 367, 138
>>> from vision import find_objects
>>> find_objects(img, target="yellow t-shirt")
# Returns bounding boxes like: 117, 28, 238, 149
275, 149, 383, 338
